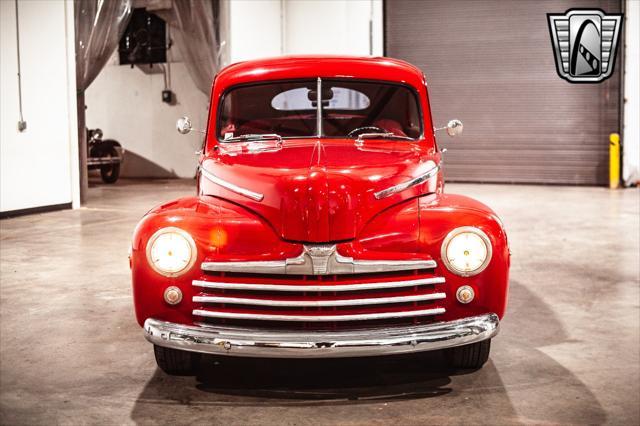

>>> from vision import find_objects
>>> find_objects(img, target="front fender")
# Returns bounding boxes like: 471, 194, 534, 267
356, 193, 510, 320
130, 196, 301, 326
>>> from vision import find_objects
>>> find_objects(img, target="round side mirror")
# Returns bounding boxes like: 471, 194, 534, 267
176, 116, 192, 135
446, 119, 463, 137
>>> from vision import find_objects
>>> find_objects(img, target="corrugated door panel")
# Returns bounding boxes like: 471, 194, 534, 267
385, 0, 621, 185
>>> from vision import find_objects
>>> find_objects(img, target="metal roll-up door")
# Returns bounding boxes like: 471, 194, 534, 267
385, 0, 622, 185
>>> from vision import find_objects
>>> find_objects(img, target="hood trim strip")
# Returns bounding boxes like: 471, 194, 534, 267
200, 165, 264, 202
374, 163, 440, 200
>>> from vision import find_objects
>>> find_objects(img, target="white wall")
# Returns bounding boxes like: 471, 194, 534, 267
623, 0, 639, 186
283, 0, 383, 56
229, 0, 283, 63
85, 56, 207, 178
228, 0, 383, 63
1, 0, 79, 214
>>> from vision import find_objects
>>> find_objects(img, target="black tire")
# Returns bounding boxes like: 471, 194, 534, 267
153, 345, 200, 375
445, 339, 491, 370
100, 147, 120, 183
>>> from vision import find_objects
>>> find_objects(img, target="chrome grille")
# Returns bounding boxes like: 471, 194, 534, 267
192, 292, 445, 307
192, 263, 446, 328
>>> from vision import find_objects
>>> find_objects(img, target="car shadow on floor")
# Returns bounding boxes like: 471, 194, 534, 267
133, 349, 463, 406
129, 354, 516, 425
193, 349, 457, 403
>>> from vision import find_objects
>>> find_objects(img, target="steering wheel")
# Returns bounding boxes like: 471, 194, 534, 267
347, 126, 387, 137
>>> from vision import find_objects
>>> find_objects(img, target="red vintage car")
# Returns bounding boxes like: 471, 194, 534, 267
131, 56, 510, 375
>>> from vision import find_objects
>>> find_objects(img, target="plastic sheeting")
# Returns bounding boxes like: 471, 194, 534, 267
172, 0, 223, 95
75, 0, 132, 91
74, 0, 131, 203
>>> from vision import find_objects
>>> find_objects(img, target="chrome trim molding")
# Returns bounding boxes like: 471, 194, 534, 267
192, 292, 446, 307
201, 244, 437, 275
143, 313, 500, 358
193, 276, 445, 292
199, 165, 264, 202
440, 226, 493, 277
374, 162, 440, 199
223, 133, 283, 143
192, 307, 445, 322
200, 260, 288, 274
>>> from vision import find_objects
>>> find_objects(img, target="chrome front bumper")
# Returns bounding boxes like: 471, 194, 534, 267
143, 313, 499, 358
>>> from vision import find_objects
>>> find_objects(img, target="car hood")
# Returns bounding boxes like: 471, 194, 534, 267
200, 139, 438, 242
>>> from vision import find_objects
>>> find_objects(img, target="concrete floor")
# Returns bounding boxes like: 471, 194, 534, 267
1, 179, 638, 425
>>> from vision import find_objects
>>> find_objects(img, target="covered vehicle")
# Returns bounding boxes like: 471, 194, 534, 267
130, 56, 510, 375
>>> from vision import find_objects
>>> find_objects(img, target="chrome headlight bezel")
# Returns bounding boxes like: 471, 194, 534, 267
146, 227, 197, 277
440, 226, 492, 277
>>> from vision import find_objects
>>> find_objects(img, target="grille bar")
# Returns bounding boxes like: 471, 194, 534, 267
192, 276, 445, 292
193, 292, 446, 307
192, 307, 446, 322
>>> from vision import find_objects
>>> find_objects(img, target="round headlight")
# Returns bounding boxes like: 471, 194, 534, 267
146, 227, 197, 277
441, 227, 492, 276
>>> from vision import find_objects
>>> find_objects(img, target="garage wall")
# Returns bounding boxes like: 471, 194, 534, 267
229, 0, 283, 63
229, 0, 383, 62
0, 0, 79, 215
283, 0, 383, 56
385, 0, 623, 185
85, 55, 208, 179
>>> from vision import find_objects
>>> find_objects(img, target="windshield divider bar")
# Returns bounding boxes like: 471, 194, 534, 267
316, 77, 322, 137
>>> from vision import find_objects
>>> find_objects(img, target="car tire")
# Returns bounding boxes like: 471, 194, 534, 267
153, 345, 200, 375
100, 146, 120, 184
445, 339, 491, 369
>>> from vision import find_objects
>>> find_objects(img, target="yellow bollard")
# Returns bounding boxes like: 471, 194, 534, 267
609, 133, 620, 189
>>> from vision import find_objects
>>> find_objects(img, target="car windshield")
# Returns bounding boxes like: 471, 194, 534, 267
217, 79, 422, 141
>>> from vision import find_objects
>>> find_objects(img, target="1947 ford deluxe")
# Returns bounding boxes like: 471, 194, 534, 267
131, 56, 510, 375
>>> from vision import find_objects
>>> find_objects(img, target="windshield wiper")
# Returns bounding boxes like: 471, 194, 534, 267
224, 133, 282, 142
355, 132, 413, 141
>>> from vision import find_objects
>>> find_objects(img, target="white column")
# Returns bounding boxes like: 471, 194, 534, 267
623, 0, 639, 186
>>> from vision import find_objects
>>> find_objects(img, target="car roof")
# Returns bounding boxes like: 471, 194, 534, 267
214, 56, 426, 92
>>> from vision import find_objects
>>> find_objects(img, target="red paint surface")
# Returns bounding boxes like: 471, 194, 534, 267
131, 57, 510, 329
